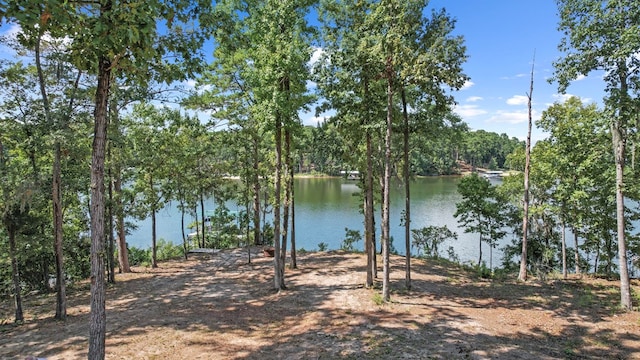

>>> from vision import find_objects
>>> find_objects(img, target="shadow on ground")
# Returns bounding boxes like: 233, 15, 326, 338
1, 248, 639, 359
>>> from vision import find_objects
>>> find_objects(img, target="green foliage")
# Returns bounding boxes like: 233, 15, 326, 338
340, 227, 362, 251
317, 242, 328, 252
454, 173, 507, 267
127, 246, 151, 267
411, 225, 458, 258
156, 239, 185, 261
460, 130, 524, 170
372, 292, 385, 306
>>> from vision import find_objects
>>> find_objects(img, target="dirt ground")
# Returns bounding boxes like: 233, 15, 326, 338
1, 247, 639, 359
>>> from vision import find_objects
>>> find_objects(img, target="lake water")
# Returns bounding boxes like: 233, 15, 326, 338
127, 176, 509, 266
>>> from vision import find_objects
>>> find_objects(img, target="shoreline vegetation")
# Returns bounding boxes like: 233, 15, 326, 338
1, 247, 639, 359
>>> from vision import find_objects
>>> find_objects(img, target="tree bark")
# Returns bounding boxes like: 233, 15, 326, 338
7, 223, 24, 323
518, 58, 534, 282
290, 155, 297, 269
107, 163, 115, 283
273, 109, 283, 290
252, 136, 261, 245
35, 29, 66, 320
612, 121, 632, 309
112, 105, 130, 273
365, 129, 374, 287
381, 58, 394, 302
181, 203, 188, 259
200, 193, 206, 248
151, 174, 158, 268
88, 54, 111, 360
561, 220, 567, 279
401, 87, 411, 290
281, 128, 291, 275
573, 228, 580, 275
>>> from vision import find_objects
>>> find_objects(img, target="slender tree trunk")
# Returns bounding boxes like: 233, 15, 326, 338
35, 30, 67, 320
107, 164, 115, 284
8, 224, 24, 323
88, 53, 112, 360
365, 130, 374, 287
290, 159, 297, 269
595, 240, 600, 274
381, 59, 394, 302
561, 220, 567, 279
200, 193, 206, 248
273, 110, 284, 290
478, 233, 483, 266
150, 174, 158, 268
281, 128, 291, 276
112, 106, 130, 273
612, 121, 632, 309
252, 136, 261, 245
364, 77, 375, 286
181, 204, 188, 260
401, 87, 411, 290
518, 58, 534, 282
52, 142, 67, 319
573, 228, 580, 275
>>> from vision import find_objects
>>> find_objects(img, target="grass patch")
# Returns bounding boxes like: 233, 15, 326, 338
372, 292, 385, 306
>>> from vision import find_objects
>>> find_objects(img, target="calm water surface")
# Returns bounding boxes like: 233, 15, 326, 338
128, 177, 509, 265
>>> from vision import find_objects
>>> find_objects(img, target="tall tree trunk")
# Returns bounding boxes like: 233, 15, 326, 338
88, 53, 112, 360
273, 110, 284, 290
401, 87, 411, 290
7, 224, 24, 323
290, 158, 297, 269
561, 220, 567, 279
281, 128, 291, 276
52, 142, 67, 319
181, 202, 188, 260
381, 59, 393, 302
200, 193, 206, 248
252, 136, 261, 245
612, 121, 632, 309
151, 174, 158, 268
35, 29, 67, 320
106, 164, 115, 283
112, 105, 130, 273
478, 233, 483, 266
518, 58, 534, 282
365, 129, 374, 287
364, 77, 375, 287
573, 228, 580, 275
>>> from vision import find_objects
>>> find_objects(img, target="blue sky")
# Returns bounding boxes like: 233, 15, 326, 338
1, 1, 606, 144
423, 0, 605, 143
299, 0, 605, 143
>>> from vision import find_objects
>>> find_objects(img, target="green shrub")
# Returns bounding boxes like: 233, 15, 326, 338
128, 246, 150, 266
340, 228, 362, 251
156, 239, 184, 261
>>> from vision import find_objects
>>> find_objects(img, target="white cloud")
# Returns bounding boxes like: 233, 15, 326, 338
500, 73, 528, 80
454, 104, 487, 118
466, 96, 483, 102
460, 80, 474, 90
300, 108, 334, 126
309, 46, 324, 67
575, 74, 586, 81
0, 22, 21, 39
506, 95, 529, 106
183, 79, 212, 94
486, 109, 539, 124
550, 93, 593, 105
